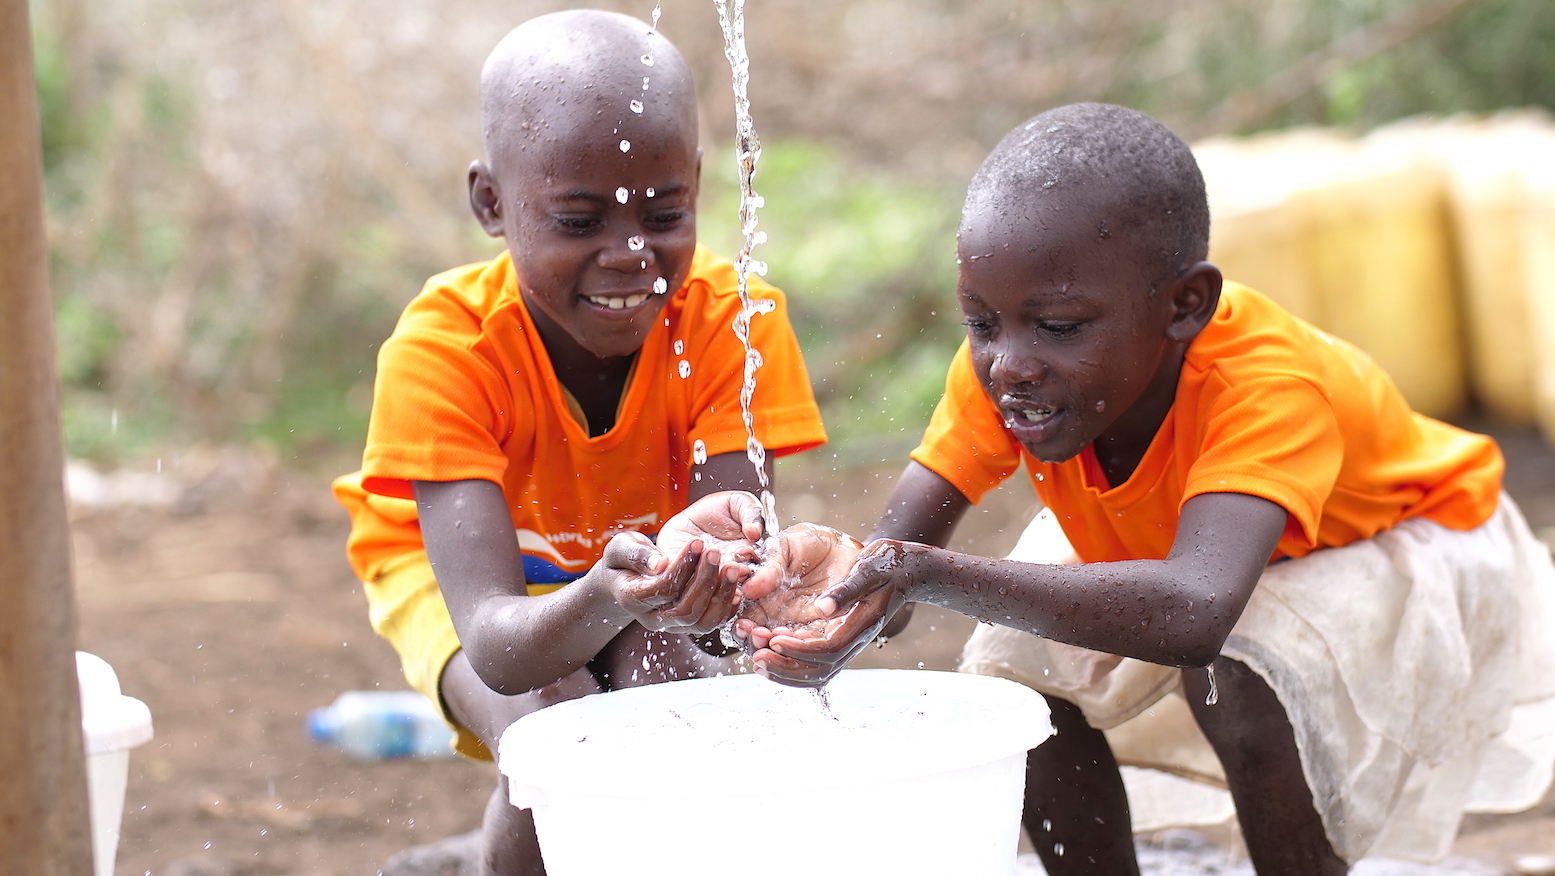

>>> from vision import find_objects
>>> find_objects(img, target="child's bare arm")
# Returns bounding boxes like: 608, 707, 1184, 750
765, 491, 1286, 686
414, 479, 760, 696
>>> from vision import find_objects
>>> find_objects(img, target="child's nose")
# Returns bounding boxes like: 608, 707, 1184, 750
597, 228, 657, 272
989, 349, 1046, 385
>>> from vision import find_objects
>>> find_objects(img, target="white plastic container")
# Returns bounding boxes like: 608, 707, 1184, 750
77, 651, 154, 876
499, 669, 1052, 875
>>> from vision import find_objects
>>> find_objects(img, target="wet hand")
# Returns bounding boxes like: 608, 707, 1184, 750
735, 523, 863, 645
728, 526, 889, 687
602, 531, 748, 635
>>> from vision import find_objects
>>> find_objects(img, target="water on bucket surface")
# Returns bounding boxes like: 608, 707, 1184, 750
500, 670, 1052, 875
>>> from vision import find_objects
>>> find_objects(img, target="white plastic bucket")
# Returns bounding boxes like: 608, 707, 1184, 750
77, 652, 154, 876
499, 668, 1051, 875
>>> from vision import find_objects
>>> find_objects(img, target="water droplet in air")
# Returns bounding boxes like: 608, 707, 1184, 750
629, 99, 644, 114
1043, 819, 1052, 832
1036, 472, 1045, 481
1205, 664, 1219, 706
628, 236, 645, 251
673, 339, 684, 355
620, 139, 631, 152
615, 187, 629, 204
204, 842, 213, 850
678, 360, 691, 379
917, 661, 925, 669
692, 439, 708, 465
646, 187, 655, 198
1054, 843, 1065, 857
654, 277, 668, 295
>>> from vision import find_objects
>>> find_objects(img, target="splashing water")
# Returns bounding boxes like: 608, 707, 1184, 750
1205, 664, 1219, 706
715, 0, 780, 544
639, 1, 662, 67
811, 687, 839, 720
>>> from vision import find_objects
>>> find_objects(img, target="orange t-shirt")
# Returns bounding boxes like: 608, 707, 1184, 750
334, 245, 826, 585
911, 283, 1503, 563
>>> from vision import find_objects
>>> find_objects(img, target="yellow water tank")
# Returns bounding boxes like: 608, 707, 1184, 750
1521, 154, 1555, 444
1198, 127, 1468, 421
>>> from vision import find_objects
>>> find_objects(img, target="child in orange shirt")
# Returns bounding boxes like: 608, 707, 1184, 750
741, 104, 1555, 874
332, 11, 825, 874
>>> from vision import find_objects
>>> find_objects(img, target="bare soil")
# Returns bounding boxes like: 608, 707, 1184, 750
76, 427, 1555, 876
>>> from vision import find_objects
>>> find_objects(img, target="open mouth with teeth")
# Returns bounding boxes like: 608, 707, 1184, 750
585, 293, 653, 311
1001, 401, 1058, 429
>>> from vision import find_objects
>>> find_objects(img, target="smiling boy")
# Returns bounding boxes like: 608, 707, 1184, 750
746, 104, 1555, 874
332, 11, 824, 874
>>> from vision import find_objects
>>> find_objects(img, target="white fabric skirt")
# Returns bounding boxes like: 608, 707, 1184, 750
958, 497, 1555, 863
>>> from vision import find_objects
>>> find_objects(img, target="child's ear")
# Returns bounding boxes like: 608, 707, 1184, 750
1166, 261, 1223, 343
468, 160, 505, 238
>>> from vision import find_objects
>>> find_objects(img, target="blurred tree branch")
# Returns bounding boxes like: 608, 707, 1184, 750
1191, 0, 1490, 138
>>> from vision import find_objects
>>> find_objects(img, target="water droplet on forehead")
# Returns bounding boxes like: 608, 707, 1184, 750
615, 187, 629, 204
646, 187, 655, 198
628, 236, 645, 251
678, 360, 692, 380
691, 438, 708, 465
620, 140, 631, 152
629, 99, 644, 114
654, 277, 669, 295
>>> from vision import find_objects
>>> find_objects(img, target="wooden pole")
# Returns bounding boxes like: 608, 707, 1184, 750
0, 0, 95, 872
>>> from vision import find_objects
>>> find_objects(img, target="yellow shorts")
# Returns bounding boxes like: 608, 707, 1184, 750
366, 551, 565, 761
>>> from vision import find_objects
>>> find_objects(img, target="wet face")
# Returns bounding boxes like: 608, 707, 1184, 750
471, 108, 699, 363
956, 199, 1185, 466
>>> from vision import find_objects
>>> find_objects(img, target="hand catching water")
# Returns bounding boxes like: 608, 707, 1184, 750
604, 491, 770, 635
734, 524, 904, 687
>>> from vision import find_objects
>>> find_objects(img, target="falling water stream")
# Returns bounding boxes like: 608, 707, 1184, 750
714, 0, 781, 547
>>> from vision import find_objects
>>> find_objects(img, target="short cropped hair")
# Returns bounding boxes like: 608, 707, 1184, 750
968, 103, 1210, 282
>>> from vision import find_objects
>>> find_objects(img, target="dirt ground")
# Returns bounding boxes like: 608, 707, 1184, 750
74, 426, 1555, 876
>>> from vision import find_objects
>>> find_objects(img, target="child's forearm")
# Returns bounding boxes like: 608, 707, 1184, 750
459, 572, 636, 694
901, 548, 1231, 665
414, 478, 634, 695
898, 491, 1287, 666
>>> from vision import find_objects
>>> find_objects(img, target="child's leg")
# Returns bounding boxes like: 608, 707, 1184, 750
1183, 657, 1347, 876
443, 650, 601, 876
1023, 694, 1141, 876
443, 623, 728, 876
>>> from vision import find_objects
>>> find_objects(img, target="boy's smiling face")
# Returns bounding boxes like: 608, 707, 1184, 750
956, 199, 1209, 471
474, 111, 699, 364
491, 114, 697, 362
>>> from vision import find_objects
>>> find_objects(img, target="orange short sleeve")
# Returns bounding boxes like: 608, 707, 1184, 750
910, 341, 1021, 504
1180, 375, 1344, 551
361, 319, 515, 500
678, 267, 827, 461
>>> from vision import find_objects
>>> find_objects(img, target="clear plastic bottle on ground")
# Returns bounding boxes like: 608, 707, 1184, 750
307, 690, 454, 760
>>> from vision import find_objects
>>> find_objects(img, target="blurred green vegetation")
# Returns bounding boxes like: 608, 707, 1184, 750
31, 0, 1555, 467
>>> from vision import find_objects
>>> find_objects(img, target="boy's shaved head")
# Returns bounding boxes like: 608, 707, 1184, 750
965, 103, 1209, 284
480, 10, 698, 167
